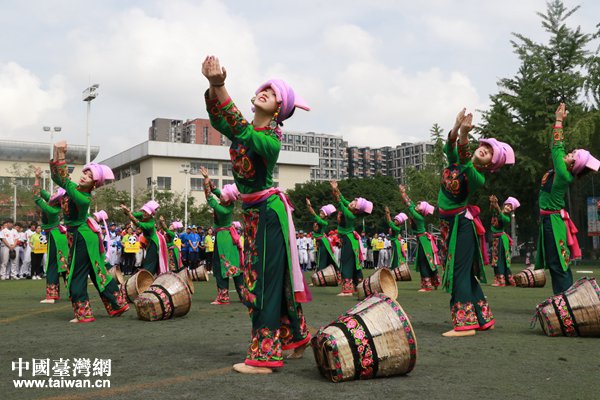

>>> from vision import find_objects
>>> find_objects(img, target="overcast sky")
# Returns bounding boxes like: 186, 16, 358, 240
1, 0, 599, 161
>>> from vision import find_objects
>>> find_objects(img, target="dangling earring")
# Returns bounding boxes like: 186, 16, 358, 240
250, 96, 256, 105
269, 105, 280, 130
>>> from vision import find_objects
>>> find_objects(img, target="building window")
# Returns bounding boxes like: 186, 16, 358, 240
190, 178, 203, 191
156, 176, 171, 190
223, 164, 233, 176
190, 161, 219, 175
273, 165, 279, 179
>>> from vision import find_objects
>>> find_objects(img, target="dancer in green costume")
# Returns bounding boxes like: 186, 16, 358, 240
329, 180, 372, 296
158, 216, 183, 273
489, 195, 520, 287
399, 186, 442, 291
305, 198, 339, 275
33, 167, 69, 304
437, 110, 514, 337
199, 166, 245, 305
203, 55, 311, 374
535, 103, 600, 294
384, 206, 408, 268
121, 201, 168, 276
50, 141, 128, 323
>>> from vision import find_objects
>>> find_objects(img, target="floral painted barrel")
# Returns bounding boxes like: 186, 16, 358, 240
535, 277, 600, 337
356, 268, 398, 300
312, 293, 417, 382
392, 263, 412, 281
190, 263, 209, 282
514, 268, 546, 288
311, 265, 340, 287
125, 269, 154, 303
134, 272, 192, 321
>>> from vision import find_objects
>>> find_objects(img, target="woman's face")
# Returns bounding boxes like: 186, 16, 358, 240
319, 210, 326, 219
564, 151, 576, 169
79, 170, 95, 189
348, 199, 358, 214
141, 210, 151, 221
253, 87, 279, 114
36, 226, 42, 234
472, 143, 493, 168
503, 203, 513, 214
127, 227, 133, 234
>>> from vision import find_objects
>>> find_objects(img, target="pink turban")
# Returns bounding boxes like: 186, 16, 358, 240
141, 200, 160, 216
394, 212, 408, 224
254, 79, 311, 124
93, 210, 108, 222
82, 163, 115, 188
221, 184, 240, 203
48, 188, 66, 206
172, 221, 183, 230
478, 138, 515, 173
416, 201, 435, 216
572, 149, 600, 176
355, 197, 373, 214
320, 204, 337, 217
503, 197, 520, 211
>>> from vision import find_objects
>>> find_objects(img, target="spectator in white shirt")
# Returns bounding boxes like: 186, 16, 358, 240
1, 219, 21, 280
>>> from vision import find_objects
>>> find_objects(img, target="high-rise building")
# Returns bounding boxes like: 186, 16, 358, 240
182, 118, 231, 146
280, 131, 347, 181
148, 118, 183, 142
386, 142, 434, 183
347, 146, 388, 178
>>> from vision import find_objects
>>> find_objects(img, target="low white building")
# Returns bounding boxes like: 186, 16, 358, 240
100, 140, 319, 204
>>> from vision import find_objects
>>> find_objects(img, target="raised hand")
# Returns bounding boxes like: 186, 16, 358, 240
329, 180, 338, 190
306, 198, 312, 207
555, 103, 567, 123
385, 206, 390, 214
120, 204, 130, 214
201, 55, 227, 86
453, 108, 467, 132
34, 167, 42, 178
54, 140, 67, 160
199, 166, 209, 179
459, 113, 473, 136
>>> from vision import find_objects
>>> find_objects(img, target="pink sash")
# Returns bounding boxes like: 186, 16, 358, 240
156, 232, 169, 275
215, 225, 245, 268
540, 209, 582, 260
241, 188, 311, 303
86, 217, 106, 256
420, 232, 441, 266
439, 205, 489, 266
353, 231, 366, 261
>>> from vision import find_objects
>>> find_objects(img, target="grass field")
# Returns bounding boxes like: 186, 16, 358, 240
1, 263, 599, 400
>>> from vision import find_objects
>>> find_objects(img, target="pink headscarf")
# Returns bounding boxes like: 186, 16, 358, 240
572, 149, 600, 176
254, 79, 310, 137
416, 201, 435, 216
355, 197, 373, 214
232, 221, 242, 230
141, 200, 160, 215
48, 188, 66, 206
503, 197, 520, 210
394, 212, 408, 224
172, 221, 183, 230
221, 183, 240, 203
93, 210, 108, 222
478, 138, 515, 173
320, 204, 337, 217
82, 163, 115, 188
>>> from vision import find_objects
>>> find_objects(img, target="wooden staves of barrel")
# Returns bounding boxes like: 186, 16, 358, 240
311, 265, 340, 287
356, 268, 398, 300
312, 293, 417, 382
176, 268, 195, 295
190, 262, 210, 281
125, 269, 154, 303
535, 277, 600, 337
135, 272, 192, 321
392, 263, 412, 281
514, 268, 546, 287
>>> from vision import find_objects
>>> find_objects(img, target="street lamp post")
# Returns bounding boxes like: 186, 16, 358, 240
82, 84, 99, 164
44, 126, 61, 192
180, 164, 190, 228
151, 179, 157, 201
13, 178, 18, 221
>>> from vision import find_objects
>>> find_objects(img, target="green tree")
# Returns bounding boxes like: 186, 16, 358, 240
479, 0, 600, 249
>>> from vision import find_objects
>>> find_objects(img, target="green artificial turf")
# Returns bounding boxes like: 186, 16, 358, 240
1, 264, 598, 400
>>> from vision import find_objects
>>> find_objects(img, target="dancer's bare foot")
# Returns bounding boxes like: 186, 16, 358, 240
232, 363, 273, 374
442, 329, 475, 337
284, 343, 308, 359
337, 292, 353, 297
40, 299, 55, 304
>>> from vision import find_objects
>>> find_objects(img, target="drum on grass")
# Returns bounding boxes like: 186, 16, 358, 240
190, 263, 209, 282
125, 269, 154, 303
312, 293, 417, 382
392, 263, 412, 281
176, 268, 195, 295
356, 268, 397, 300
311, 265, 340, 287
108, 265, 125, 286
514, 268, 546, 287
535, 277, 600, 337
135, 272, 192, 321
